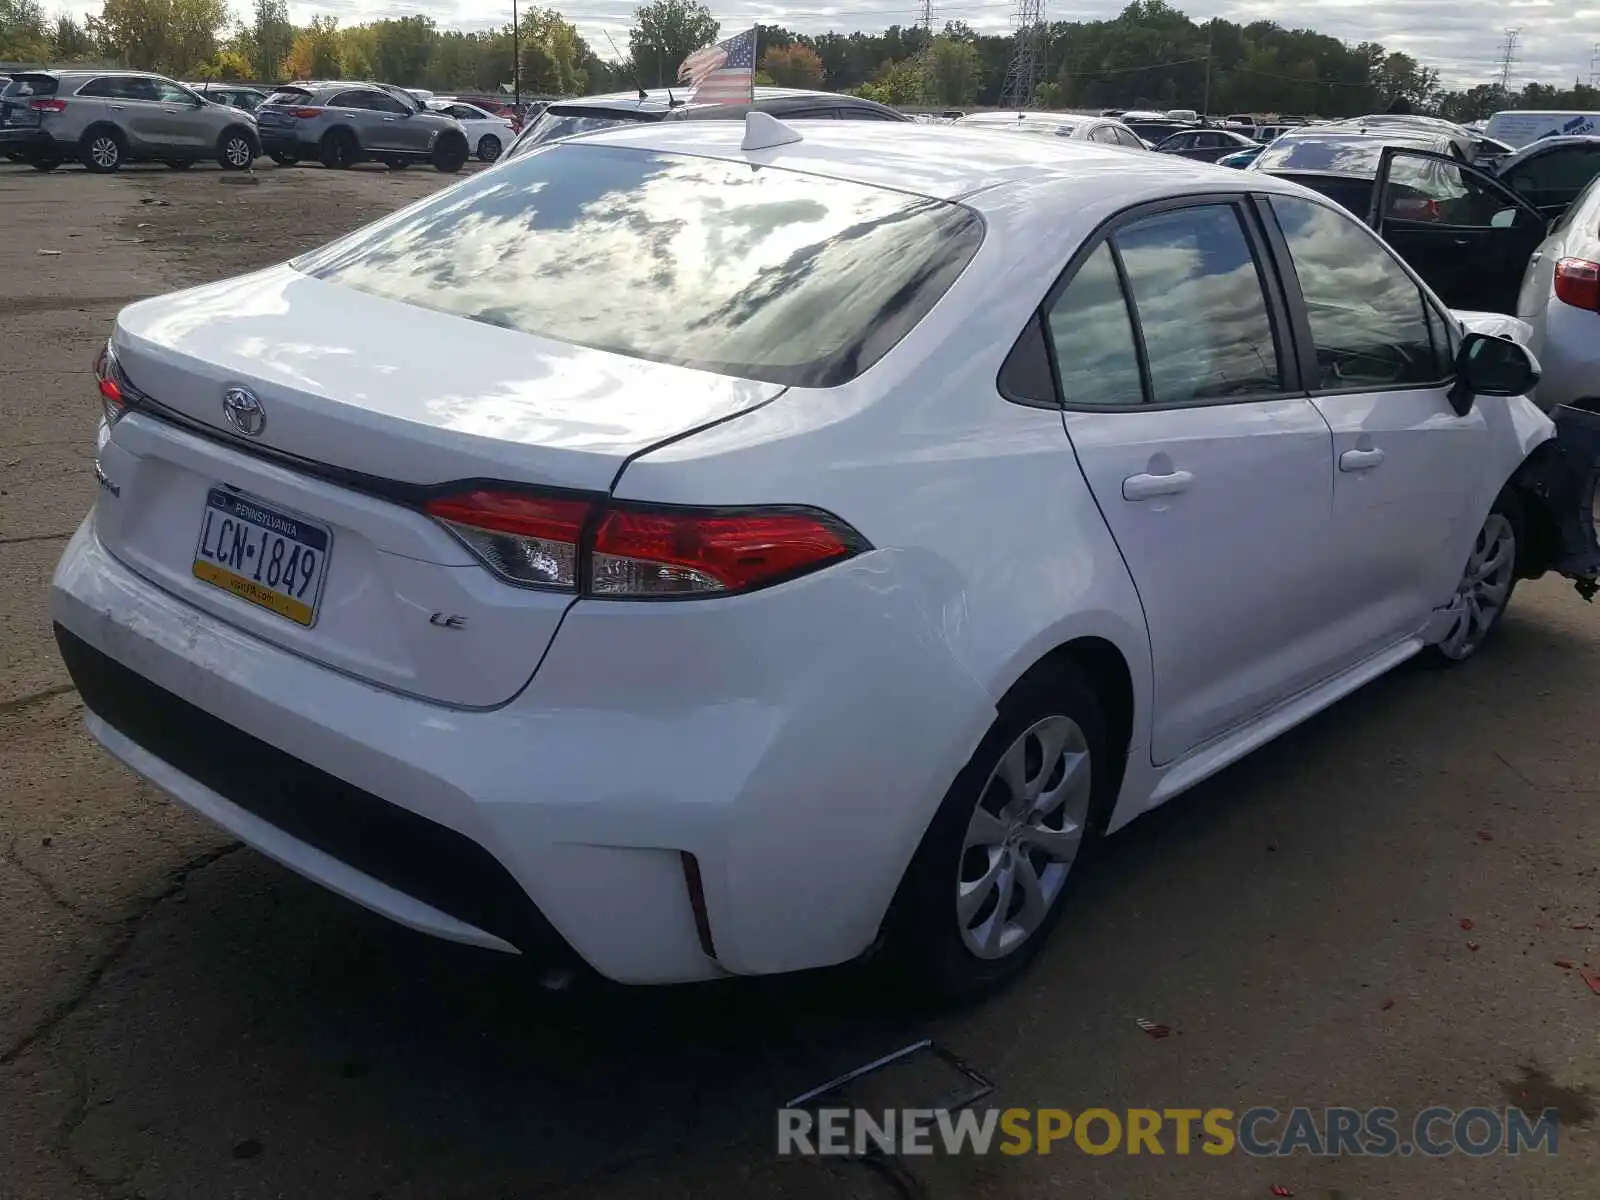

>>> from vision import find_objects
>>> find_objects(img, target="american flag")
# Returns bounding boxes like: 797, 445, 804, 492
677, 26, 757, 106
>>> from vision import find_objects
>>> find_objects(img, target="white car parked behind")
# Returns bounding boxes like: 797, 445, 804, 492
427, 99, 515, 161
1518, 171, 1600, 411
52, 118, 1600, 1000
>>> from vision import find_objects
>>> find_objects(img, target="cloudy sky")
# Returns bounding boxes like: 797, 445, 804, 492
56, 0, 1600, 90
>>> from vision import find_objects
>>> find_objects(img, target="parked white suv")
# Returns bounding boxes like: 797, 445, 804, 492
52, 119, 1600, 998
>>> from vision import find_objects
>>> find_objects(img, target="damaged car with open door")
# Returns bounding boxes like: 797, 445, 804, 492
1364, 142, 1600, 601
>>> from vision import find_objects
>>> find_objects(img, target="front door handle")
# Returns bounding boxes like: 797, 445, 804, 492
1123, 470, 1194, 501
109, 104, 125, 110
382, 116, 397, 122
1340, 447, 1387, 472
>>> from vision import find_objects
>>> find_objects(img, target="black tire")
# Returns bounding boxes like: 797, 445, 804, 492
319, 128, 359, 170
476, 134, 502, 162
30, 158, 60, 172
431, 133, 468, 173
165, 159, 193, 170
884, 663, 1110, 1004
217, 128, 256, 171
79, 126, 124, 173
269, 151, 299, 167
1424, 493, 1522, 666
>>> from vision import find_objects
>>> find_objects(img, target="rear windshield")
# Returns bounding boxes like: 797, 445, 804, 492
509, 108, 658, 155
294, 144, 983, 388
2, 74, 58, 98
263, 88, 311, 106
1255, 135, 1420, 176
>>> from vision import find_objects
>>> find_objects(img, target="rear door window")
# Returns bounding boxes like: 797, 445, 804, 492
1113, 204, 1284, 404
76, 76, 139, 99
1043, 244, 1145, 408
294, 143, 983, 388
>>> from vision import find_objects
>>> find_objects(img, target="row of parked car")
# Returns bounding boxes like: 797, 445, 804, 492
0, 70, 520, 173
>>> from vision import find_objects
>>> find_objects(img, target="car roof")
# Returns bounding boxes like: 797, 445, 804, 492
562, 117, 1306, 204
1492, 134, 1600, 170
957, 110, 1080, 125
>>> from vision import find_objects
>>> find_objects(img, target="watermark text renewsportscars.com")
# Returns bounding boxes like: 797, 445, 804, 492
777, 1106, 1561, 1157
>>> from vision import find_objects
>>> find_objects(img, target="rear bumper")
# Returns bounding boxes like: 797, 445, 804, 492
1529, 303, 1600, 412
0, 128, 57, 155
52, 515, 992, 983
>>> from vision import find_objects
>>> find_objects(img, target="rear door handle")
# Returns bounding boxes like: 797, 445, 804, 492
1529, 251, 1543, 264
1340, 448, 1387, 472
1123, 470, 1194, 501
109, 104, 125, 110
382, 116, 397, 122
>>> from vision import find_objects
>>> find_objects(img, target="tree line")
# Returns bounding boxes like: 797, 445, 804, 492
3, 0, 1598, 120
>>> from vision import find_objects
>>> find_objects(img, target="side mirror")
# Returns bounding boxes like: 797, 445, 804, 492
1448, 332, 1542, 413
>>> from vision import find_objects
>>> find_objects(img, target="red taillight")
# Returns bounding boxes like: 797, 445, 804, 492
592, 507, 858, 595
29, 98, 67, 113
423, 490, 867, 598
1554, 258, 1600, 311
94, 340, 126, 424
290, 107, 322, 119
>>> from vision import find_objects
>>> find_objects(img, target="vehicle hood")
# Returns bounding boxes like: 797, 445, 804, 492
112, 264, 784, 490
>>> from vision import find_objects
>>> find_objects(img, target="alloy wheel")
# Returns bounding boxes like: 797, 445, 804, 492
1437, 512, 1516, 660
957, 715, 1092, 960
89, 135, 119, 169
223, 136, 252, 168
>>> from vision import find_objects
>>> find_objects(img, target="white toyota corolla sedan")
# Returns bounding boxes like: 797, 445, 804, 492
52, 115, 1600, 999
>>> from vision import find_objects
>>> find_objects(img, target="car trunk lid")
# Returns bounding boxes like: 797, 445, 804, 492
97, 266, 781, 707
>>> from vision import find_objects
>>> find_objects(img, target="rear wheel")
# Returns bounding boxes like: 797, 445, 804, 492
476, 134, 502, 162
319, 129, 359, 170
217, 129, 255, 170
80, 128, 124, 173
431, 133, 468, 173
886, 664, 1107, 1002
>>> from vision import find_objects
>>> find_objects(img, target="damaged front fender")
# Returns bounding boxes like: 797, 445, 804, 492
1511, 404, 1600, 600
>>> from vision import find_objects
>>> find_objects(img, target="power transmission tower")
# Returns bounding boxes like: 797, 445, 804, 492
1589, 43, 1600, 87
918, 0, 936, 106
999, 0, 1046, 110
1497, 27, 1520, 92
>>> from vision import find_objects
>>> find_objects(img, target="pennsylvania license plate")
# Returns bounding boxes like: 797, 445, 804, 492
192, 488, 331, 627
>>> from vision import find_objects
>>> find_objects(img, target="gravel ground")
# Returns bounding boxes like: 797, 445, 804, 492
1, 156, 1597, 1200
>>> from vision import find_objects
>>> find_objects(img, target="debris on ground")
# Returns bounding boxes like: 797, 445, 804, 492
1466, 942, 1481, 951
1459, 918, 1475, 930
1555, 960, 1575, 969
36, 249, 60, 256
1269, 1186, 1294, 1197
1380, 998, 1395, 1010
1580, 968, 1600, 996
1135, 1018, 1172, 1039
1573, 924, 1594, 931
1476, 830, 1494, 841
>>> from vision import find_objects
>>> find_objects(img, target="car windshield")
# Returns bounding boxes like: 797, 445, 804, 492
511, 109, 654, 156
294, 144, 983, 388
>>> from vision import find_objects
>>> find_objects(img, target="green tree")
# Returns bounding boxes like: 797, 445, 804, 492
195, 47, 250, 79
52, 13, 95, 59
284, 14, 340, 80
88, 0, 230, 75
370, 15, 436, 85
855, 57, 922, 106
928, 35, 981, 105
759, 42, 824, 89
0, 0, 51, 62
250, 0, 292, 80
629, 0, 718, 90
518, 8, 588, 95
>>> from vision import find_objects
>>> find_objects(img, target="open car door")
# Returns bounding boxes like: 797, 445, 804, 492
1368, 146, 1548, 314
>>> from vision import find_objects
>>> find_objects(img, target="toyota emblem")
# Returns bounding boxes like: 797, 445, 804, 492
222, 387, 266, 437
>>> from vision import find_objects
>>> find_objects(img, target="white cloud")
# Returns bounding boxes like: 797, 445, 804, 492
50, 0, 1600, 91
